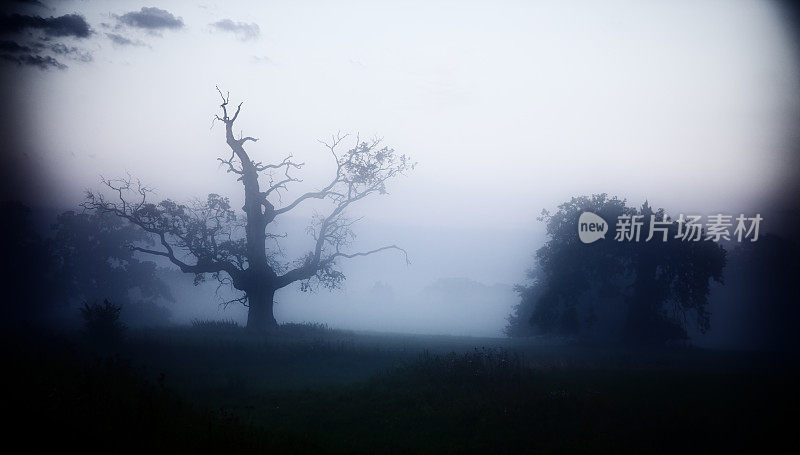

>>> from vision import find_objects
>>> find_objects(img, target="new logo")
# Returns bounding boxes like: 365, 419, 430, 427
578, 212, 608, 244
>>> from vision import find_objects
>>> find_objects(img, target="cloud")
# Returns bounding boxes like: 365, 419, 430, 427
349, 59, 366, 69
0, 13, 92, 38
1, 53, 65, 70
210, 18, 259, 41
105, 32, 146, 47
0, 11, 93, 70
251, 55, 272, 65
0, 36, 93, 70
49, 42, 92, 62
116, 7, 184, 31
1, 38, 91, 60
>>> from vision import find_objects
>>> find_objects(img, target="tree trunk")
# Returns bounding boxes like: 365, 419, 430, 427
246, 285, 277, 330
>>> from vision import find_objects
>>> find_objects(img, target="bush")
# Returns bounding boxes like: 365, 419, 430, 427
80, 299, 126, 344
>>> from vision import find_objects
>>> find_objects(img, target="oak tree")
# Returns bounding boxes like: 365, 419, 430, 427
84, 89, 413, 330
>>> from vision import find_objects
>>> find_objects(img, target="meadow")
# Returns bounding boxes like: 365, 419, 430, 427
7, 322, 798, 453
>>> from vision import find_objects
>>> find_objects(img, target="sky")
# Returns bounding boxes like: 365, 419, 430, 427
2, 0, 799, 334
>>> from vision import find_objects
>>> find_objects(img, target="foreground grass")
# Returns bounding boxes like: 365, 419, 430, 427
6, 325, 799, 453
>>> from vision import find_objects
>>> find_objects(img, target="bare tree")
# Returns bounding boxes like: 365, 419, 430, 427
84, 88, 414, 330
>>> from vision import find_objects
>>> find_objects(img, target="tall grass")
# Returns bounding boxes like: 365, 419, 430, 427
190, 318, 241, 330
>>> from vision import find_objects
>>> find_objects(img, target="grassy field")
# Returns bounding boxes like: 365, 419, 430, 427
6, 323, 799, 453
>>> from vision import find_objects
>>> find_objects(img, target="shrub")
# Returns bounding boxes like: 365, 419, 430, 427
80, 299, 126, 344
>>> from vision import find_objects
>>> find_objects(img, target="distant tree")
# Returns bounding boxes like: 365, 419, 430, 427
508, 194, 726, 345
0, 203, 172, 326
50, 211, 173, 325
84, 88, 414, 330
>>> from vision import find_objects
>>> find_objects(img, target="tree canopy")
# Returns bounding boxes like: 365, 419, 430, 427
507, 194, 726, 345
1, 203, 172, 326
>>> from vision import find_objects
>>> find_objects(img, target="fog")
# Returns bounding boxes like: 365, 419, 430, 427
5, 1, 800, 451
162, 219, 536, 337
2, 0, 799, 340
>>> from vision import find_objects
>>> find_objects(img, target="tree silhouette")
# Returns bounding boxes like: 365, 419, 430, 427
84, 88, 414, 330
0, 203, 172, 326
50, 210, 173, 326
508, 194, 726, 345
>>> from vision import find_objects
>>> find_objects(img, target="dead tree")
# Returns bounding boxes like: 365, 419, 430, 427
84, 88, 414, 330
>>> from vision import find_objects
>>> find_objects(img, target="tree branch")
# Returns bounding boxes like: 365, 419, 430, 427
328, 245, 409, 264
83, 176, 244, 286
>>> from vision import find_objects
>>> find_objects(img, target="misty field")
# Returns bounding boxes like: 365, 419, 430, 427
7, 323, 798, 453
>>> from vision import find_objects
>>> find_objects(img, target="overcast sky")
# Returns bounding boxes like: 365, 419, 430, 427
2, 0, 799, 333
2, 0, 797, 227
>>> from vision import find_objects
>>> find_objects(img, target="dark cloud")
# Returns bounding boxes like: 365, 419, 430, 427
0, 13, 92, 38
116, 7, 184, 31
1, 38, 91, 62
210, 18, 259, 41
49, 42, 92, 62
0, 10, 94, 70
105, 32, 146, 47
0, 36, 92, 69
1, 53, 65, 70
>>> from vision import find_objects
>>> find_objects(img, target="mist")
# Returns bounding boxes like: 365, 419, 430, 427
2, 0, 800, 452
3, 0, 799, 338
